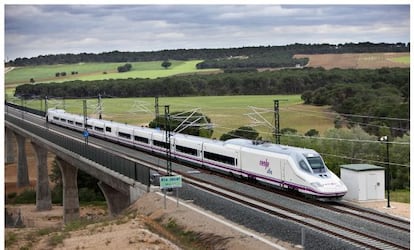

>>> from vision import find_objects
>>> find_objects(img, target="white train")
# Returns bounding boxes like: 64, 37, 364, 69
47, 108, 347, 199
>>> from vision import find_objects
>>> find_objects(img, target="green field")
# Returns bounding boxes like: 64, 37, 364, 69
18, 95, 335, 139
5, 60, 219, 86
390, 56, 410, 64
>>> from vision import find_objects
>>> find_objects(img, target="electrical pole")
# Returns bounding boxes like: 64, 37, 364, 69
98, 93, 102, 119
274, 99, 280, 144
386, 138, 390, 208
380, 135, 391, 208
45, 96, 48, 114
83, 100, 89, 144
155, 96, 159, 128
45, 96, 49, 127
165, 105, 172, 176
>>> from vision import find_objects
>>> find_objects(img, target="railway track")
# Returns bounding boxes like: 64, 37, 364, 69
8, 107, 410, 249
186, 163, 410, 234
173, 169, 409, 250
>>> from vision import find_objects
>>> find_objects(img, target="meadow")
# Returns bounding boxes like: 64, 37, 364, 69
5, 60, 219, 86
390, 55, 410, 64
19, 95, 335, 140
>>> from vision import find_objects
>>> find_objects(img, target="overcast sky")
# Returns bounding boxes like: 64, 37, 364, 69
4, 4, 411, 60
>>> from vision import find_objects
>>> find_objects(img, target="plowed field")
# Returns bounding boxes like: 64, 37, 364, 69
294, 52, 410, 69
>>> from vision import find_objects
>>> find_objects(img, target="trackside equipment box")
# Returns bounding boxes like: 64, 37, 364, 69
340, 164, 385, 201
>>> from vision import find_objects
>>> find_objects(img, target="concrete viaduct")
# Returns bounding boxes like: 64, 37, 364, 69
5, 109, 151, 224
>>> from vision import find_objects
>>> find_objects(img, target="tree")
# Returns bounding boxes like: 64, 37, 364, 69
305, 129, 319, 137
161, 60, 172, 69
148, 111, 213, 138
220, 126, 259, 141
117, 63, 132, 73
29, 78, 35, 84
281, 128, 297, 134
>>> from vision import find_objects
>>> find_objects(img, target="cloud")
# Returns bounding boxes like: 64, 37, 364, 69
4, 4, 410, 60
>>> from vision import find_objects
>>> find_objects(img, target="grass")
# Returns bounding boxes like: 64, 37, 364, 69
18, 95, 335, 139
390, 55, 410, 64
146, 217, 214, 250
391, 189, 410, 203
5, 60, 217, 86
5, 231, 18, 247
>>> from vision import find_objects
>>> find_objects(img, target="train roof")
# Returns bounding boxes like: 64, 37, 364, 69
225, 138, 319, 157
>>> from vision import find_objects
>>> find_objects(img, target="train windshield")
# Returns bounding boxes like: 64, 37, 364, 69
306, 156, 326, 173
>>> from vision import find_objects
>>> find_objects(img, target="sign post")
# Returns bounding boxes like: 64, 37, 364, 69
160, 175, 182, 209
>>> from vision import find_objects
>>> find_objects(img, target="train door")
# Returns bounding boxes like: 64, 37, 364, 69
281, 160, 286, 182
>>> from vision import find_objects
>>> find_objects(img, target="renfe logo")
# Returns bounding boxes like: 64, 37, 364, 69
259, 159, 272, 175
259, 159, 270, 168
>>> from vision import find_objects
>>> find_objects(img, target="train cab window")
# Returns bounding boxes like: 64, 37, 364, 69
118, 132, 131, 140
106, 127, 112, 132
94, 126, 104, 132
75, 122, 83, 127
299, 160, 311, 173
134, 135, 149, 144
306, 156, 326, 173
176, 145, 198, 156
204, 151, 235, 166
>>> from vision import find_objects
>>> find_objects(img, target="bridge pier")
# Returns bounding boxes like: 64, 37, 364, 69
56, 157, 80, 224
13, 132, 30, 187
5, 127, 15, 164
98, 181, 130, 216
31, 142, 52, 211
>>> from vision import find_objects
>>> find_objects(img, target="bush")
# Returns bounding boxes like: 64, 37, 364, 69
13, 189, 36, 204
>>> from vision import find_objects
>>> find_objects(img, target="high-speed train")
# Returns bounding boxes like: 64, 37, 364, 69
47, 108, 347, 199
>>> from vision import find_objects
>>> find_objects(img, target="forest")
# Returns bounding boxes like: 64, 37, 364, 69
6, 42, 409, 67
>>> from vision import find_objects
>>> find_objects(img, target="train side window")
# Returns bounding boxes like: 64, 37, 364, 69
176, 145, 198, 156
94, 126, 104, 132
53, 116, 59, 120
75, 122, 83, 127
86, 124, 93, 129
67, 120, 74, 124
134, 135, 149, 144
106, 127, 112, 132
204, 151, 235, 166
153, 140, 168, 148
118, 132, 131, 139
60, 118, 67, 122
